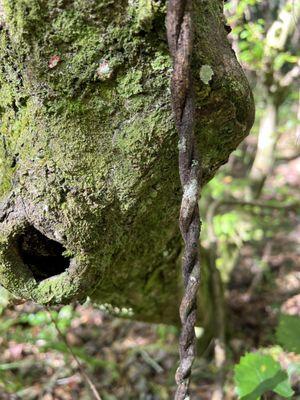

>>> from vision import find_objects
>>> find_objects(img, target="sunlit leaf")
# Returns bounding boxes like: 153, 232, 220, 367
234, 352, 294, 399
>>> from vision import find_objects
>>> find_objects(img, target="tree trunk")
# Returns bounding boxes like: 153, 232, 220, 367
249, 98, 278, 198
0, 0, 254, 326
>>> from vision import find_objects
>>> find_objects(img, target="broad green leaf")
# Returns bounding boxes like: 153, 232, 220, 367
276, 314, 300, 354
234, 352, 294, 399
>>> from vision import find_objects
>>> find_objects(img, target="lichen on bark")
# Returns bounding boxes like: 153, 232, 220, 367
0, 0, 254, 326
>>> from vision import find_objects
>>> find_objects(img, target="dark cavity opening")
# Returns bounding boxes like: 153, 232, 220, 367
17, 226, 70, 282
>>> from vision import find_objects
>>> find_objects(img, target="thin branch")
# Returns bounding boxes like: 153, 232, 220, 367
216, 198, 299, 213
140, 350, 164, 374
46, 307, 102, 400
279, 63, 300, 87
275, 152, 300, 163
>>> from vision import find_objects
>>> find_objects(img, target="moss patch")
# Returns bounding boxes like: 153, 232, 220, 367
0, 0, 254, 325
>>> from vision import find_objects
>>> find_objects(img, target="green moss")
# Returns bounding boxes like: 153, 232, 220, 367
117, 69, 143, 98
0, 0, 171, 198
0, 0, 253, 325
136, 0, 154, 31
0, 0, 178, 313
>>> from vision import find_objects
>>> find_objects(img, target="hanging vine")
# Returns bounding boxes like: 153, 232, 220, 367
166, 0, 202, 399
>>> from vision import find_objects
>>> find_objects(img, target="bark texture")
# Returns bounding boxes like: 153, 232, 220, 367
0, 0, 254, 325
249, 98, 278, 198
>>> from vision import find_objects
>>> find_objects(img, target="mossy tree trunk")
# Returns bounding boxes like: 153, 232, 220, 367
0, 0, 254, 327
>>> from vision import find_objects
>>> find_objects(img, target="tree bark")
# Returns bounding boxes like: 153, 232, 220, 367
249, 98, 278, 198
0, 0, 254, 325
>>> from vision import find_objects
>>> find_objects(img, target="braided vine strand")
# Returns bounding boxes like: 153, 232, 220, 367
166, 1, 202, 399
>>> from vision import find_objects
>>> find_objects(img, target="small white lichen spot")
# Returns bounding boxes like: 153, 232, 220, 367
181, 179, 198, 219
183, 179, 198, 202
97, 61, 113, 81
200, 64, 214, 85
178, 137, 187, 152
195, 326, 204, 338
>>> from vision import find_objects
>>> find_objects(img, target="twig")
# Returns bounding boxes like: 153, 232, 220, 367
279, 63, 300, 87
46, 307, 102, 400
140, 350, 164, 373
0, 360, 35, 370
208, 198, 299, 214
275, 153, 300, 163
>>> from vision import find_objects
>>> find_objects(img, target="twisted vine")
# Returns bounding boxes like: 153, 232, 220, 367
166, 1, 202, 399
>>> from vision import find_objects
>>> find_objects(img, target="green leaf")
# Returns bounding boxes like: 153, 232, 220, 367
276, 314, 300, 354
234, 352, 294, 399
274, 53, 298, 71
